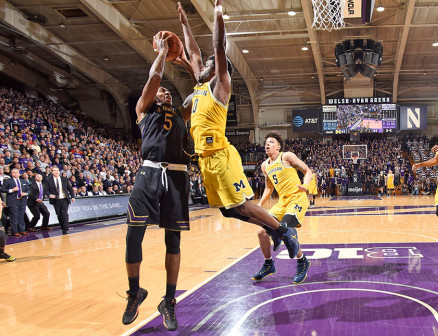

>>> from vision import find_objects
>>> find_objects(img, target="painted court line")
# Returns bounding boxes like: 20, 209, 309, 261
228, 288, 438, 335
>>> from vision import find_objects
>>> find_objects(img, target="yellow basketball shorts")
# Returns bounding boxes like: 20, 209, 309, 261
435, 189, 438, 206
269, 193, 309, 227
308, 184, 318, 195
198, 144, 254, 209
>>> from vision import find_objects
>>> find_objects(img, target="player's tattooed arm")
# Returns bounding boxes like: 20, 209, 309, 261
258, 161, 273, 207
284, 152, 312, 192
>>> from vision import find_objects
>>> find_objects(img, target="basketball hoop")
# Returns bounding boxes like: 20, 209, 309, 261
311, 0, 345, 31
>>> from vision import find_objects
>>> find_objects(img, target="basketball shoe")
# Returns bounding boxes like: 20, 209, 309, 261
122, 288, 148, 325
293, 256, 310, 284
252, 261, 277, 281
158, 298, 178, 331
0, 252, 15, 262
281, 227, 300, 259
269, 230, 282, 251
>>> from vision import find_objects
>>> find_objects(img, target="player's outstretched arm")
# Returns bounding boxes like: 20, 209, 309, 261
212, 0, 230, 105
284, 152, 313, 192
412, 155, 438, 170
136, 33, 169, 121
258, 162, 274, 207
177, 2, 203, 80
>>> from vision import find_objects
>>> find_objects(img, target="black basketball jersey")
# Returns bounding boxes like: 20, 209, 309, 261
139, 102, 190, 164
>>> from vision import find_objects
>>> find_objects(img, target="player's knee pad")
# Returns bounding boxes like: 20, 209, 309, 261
125, 225, 147, 264
219, 207, 250, 222
281, 214, 300, 228
165, 230, 181, 254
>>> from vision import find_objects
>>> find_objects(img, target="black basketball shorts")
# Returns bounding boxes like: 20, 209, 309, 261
127, 166, 190, 231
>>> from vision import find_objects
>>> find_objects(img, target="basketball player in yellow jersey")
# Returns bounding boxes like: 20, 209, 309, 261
308, 170, 318, 208
253, 131, 312, 283
177, 1, 300, 258
413, 146, 438, 217
386, 170, 395, 197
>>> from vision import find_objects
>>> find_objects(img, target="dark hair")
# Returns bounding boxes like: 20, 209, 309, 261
264, 131, 284, 152
207, 55, 234, 76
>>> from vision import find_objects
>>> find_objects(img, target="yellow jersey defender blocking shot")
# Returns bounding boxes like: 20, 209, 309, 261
178, 0, 301, 260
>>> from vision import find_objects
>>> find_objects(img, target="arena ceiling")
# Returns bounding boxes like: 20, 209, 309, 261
0, 0, 437, 119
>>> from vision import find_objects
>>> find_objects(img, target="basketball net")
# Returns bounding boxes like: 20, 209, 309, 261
311, 0, 345, 31
352, 155, 359, 164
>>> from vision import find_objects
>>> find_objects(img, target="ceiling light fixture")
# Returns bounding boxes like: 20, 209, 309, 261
223, 13, 230, 20
288, 9, 296, 16
433, 40, 438, 47
302, 44, 309, 51
59, 23, 66, 28
242, 49, 249, 53
376, 1, 385, 12
103, 55, 109, 61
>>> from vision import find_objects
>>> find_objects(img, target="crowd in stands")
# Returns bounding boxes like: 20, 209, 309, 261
0, 86, 140, 197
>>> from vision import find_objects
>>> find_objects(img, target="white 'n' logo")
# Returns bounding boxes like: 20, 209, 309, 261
407, 108, 421, 128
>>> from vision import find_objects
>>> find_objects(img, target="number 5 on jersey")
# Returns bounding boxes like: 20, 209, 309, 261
163, 112, 173, 130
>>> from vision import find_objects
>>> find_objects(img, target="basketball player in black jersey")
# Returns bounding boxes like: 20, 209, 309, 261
122, 32, 194, 331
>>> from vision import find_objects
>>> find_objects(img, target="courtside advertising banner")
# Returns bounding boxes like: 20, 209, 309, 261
27, 195, 130, 226
399, 106, 427, 130
292, 109, 320, 133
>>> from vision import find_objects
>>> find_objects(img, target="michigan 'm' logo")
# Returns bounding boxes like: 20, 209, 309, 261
233, 180, 245, 192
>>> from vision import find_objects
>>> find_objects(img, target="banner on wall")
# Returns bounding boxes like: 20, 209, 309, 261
226, 95, 237, 126
292, 109, 320, 133
225, 129, 250, 137
399, 106, 427, 130
27, 195, 130, 227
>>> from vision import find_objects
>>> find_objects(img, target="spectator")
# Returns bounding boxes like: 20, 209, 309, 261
1, 168, 30, 236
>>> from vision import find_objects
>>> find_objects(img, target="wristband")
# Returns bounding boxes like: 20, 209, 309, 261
215, 5, 223, 12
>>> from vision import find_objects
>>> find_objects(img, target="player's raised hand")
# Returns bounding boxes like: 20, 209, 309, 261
412, 163, 421, 171
432, 145, 438, 153
177, 2, 188, 26
153, 32, 170, 54
215, 0, 223, 7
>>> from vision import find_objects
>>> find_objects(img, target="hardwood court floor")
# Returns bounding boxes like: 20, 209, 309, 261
0, 195, 437, 336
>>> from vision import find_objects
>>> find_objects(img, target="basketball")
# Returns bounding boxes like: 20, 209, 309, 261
152, 31, 183, 61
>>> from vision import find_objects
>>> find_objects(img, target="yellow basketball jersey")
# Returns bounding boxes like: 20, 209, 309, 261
265, 153, 303, 198
190, 82, 230, 157
387, 174, 394, 187
309, 173, 317, 188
